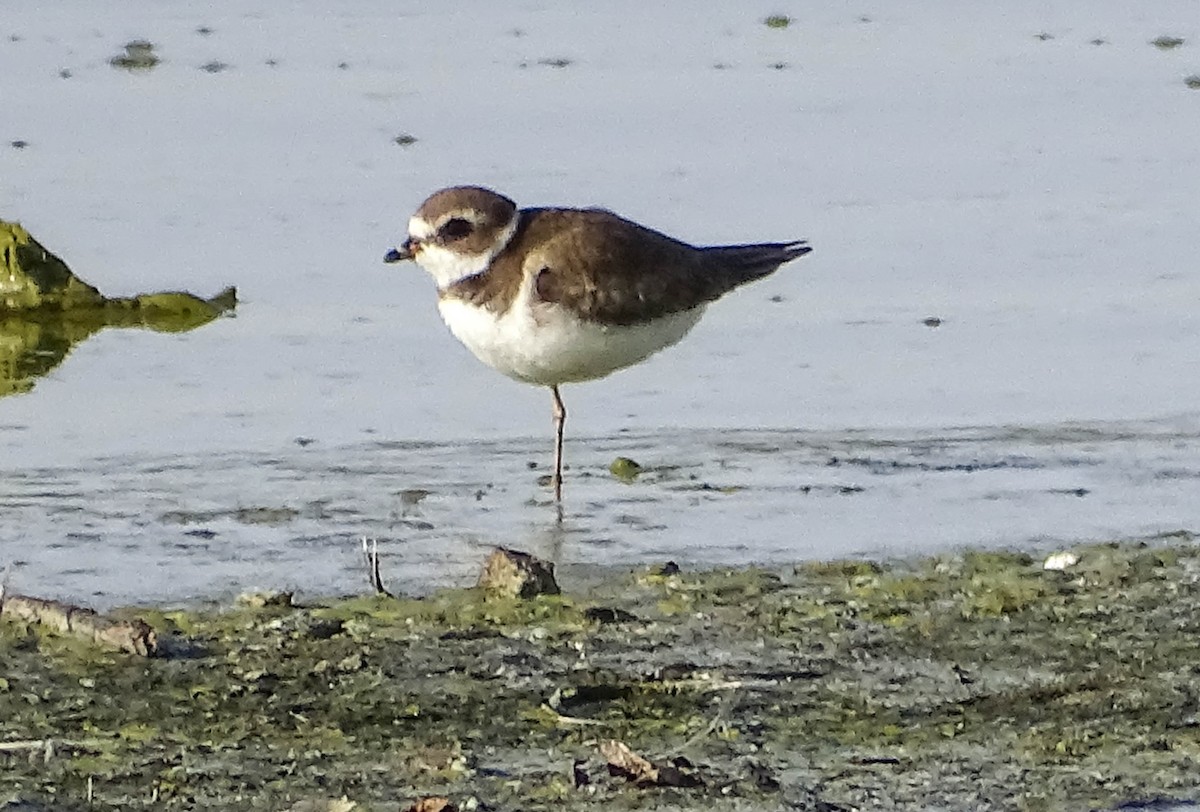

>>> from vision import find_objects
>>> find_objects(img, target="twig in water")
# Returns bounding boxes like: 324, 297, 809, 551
361, 537, 394, 598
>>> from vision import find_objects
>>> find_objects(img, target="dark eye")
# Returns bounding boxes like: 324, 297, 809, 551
439, 217, 473, 241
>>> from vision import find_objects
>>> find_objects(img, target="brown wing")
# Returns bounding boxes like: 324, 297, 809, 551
451, 207, 810, 326
443, 208, 679, 319
523, 208, 792, 326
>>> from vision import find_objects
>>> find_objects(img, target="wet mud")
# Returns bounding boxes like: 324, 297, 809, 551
3, 539, 1199, 811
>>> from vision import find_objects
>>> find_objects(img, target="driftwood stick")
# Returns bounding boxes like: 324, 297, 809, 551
0, 738, 106, 754
0, 588, 157, 656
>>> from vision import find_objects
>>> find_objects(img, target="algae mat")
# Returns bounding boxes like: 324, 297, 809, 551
3, 540, 1200, 811
0, 220, 234, 397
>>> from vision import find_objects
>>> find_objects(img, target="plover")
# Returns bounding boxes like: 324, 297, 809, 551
385, 186, 811, 501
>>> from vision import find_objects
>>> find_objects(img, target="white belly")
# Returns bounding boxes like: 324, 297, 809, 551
437, 294, 705, 386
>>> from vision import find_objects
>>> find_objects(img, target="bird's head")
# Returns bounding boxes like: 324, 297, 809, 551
385, 186, 520, 289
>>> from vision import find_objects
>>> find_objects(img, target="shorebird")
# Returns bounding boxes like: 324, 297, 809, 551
385, 186, 811, 501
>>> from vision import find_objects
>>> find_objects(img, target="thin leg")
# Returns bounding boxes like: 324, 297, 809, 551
551, 385, 566, 502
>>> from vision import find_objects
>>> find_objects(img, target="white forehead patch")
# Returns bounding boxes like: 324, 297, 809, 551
408, 216, 435, 240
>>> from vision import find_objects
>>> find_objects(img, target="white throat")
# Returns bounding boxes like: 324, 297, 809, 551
411, 214, 519, 290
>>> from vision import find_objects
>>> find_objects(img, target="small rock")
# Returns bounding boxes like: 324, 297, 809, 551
478, 547, 560, 598
235, 590, 294, 608
573, 758, 590, 788
584, 606, 638, 624
1043, 551, 1080, 572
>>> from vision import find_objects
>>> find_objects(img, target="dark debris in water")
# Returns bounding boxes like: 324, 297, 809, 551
109, 40, 160, 71
825, 454, 1042, 474
1151, 35, 1185, 50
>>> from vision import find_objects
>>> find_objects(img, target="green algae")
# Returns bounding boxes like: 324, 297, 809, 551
109, 40, 161, 71
4, 540, 1200, 810
608, 456, 643, 482
1, 222, 103, 311
0, 220, 235, 396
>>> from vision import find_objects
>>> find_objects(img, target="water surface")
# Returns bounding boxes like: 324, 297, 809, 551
5, 421, 1198, 608
3, 1, 1200, 607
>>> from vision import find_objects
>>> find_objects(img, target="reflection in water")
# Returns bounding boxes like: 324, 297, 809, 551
0, 219, 236, 397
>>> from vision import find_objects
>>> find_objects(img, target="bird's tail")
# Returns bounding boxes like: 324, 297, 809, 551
700, 240, 812, 287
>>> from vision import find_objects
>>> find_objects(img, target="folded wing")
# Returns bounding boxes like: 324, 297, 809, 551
528, 209, 811, 326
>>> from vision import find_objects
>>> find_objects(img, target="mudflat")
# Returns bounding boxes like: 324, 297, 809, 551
3, 538, 1197, 811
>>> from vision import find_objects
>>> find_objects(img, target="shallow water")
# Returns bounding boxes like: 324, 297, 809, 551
3, 1, 1200, 608
4, 419, 1199, 608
